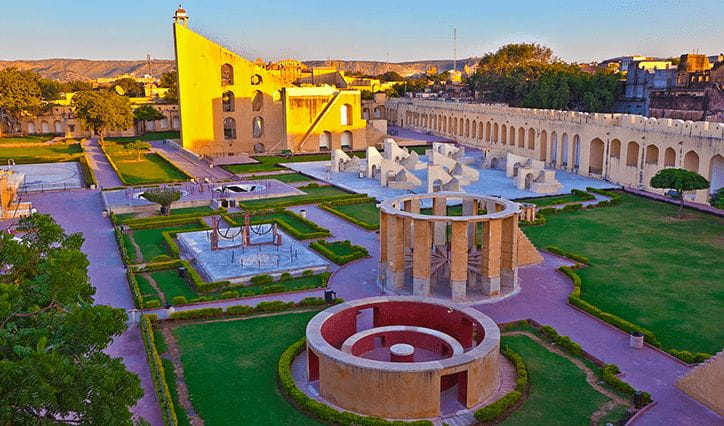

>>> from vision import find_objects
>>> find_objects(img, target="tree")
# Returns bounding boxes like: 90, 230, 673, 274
0, 214, 142, 424
141, 187, 182, 215
71, 90, 133, 143
62, 80, 93, 92
650, 168, 710, 218
0, 68, 43, 134
379, 71, 403, 82
125, 140, 151, 161
133, 105, 165, 134
159, 71, 178, 104
114, 77, 144, 97
38, 78, 64, 101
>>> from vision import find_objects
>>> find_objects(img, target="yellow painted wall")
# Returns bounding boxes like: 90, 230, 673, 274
173, 22, 369, 155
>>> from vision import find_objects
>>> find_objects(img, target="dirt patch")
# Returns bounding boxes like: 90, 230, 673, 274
158, 323, 204, 426
142, 273, 166, 305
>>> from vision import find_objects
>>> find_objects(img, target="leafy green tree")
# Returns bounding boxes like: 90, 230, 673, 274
125, 140, 151, 161
0, 214, 142, 424
133, 105, 165, 134
650, 168, 710, 218
114, 77, 144, 97
71, 90, 133, 143
379, 71, 403, 82
0, 68, 43, 134
38, 78, 64, 101
159, 71, 178, 104
62, 80, 93, 92
141, 187, 182, 215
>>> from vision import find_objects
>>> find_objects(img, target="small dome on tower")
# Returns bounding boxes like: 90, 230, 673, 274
174, 5, 189, 25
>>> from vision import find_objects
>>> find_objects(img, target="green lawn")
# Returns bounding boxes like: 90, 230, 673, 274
151, 269, 197, 301
136, 273, 161, 304
238, 185, 354, 209
132, 223, 203, 262
517, 191, 592, 207
501, 334, 610, 425
245, 173, 313, 183
224, 154, 332, 174
162, 359, 191, 426
0, 134, 55, 144
106, 130, 180, 143
116, 206, 215, 223
0, 143, 82, 164
328, 201, 380, 227
524, 192, 724, 354
103, 140, 189, 185
172, 311, 320, 425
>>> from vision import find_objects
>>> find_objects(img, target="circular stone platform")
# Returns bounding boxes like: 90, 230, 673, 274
302, 296, 501, 419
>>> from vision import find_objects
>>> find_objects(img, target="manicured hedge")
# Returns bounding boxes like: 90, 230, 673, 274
540, 325, 585, 357
125, 216, 207, 231
602, 364, 652, 405
226, 209, 331, 240
474, 344, 528, 422
238, 189, 367, 210
278, 338, 433, 426
113, 226, 132, 265
319, 197, 379, 230
167, 297, 340, 321
545, 245, 590, 264
118, 207, 226, 226
309, 239, 369, 265
139, 316, 178, 426
77, 155, 98, 188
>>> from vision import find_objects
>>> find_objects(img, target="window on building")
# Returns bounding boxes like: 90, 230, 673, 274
223, 117, 236, 140
341, 130, 352, 148
250, 74, 262, 85
252, 90, 263, 111
221, 64, 234, 86
319, 131, 331, 151
222, 91, 235, 112
252, 116, 264, 138
340, 104, 352, 126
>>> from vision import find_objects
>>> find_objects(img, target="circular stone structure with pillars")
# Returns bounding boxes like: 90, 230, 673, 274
378, 192, 542, 302
304, 296, 500, 419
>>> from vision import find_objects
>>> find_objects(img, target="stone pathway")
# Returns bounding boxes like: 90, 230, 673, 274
83, 137, 123, 188
150, 141, 234, 182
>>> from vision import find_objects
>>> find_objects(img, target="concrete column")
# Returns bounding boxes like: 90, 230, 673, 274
386, 214, 405, 290
480, 220, 501, 296
450, 221, 468, 302
462, 199, 477, 249
500, 215, 519, 291
432, 197, 447, 245
379, 210, 388, 285
412, 218, 432, 296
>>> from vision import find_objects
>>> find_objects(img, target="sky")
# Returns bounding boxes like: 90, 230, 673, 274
0, 0, 721, 63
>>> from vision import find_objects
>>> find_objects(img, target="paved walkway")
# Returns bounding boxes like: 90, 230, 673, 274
84, 138, 123, 188
624, 187, 723, 217
24, 190, 162, 425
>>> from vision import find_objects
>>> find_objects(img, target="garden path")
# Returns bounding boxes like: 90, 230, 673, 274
83, 137, 123, 188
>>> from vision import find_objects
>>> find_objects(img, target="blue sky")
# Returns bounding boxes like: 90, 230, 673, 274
0, 0, 721, 63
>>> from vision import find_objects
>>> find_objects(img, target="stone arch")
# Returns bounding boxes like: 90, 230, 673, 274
485, 122, 491, 142
319, 131, 331, 151
53, 120, 62, 133
448, 117, 453, 134
373, 106, 384, 119
551, 131, 558, 162
589, 138, 605, 174
709, 154, 724, 192
610, 139, 621, 158
518, 127, 525, 148
501, 125, 507, 144
340, 104, 353, 126
664, 147, 676, 167
493, 123, 498, 142
465, 119, 470, 137
223, 90, 235, 112
626, 141, 639, 167
645, 145, 659, 164
509, 126, 516, 147
253, 143, 266, 153
172, 116, 180, 129
573, 134, 581, 168
341, 130, 352, 149
478, 121, 484, 140
527, 128, 535, 150
27, 122, 36, 134
561, 133, 569, 166
221, 63, 234, 86
252, 116, 263, 138
539, 130, 548, 162
362, 108, 370, 120
223, 117, 236, 140
459, 118, 464, 136
251, 90, 263, 111
40, 121, 49, 133
683, 150, 699, 172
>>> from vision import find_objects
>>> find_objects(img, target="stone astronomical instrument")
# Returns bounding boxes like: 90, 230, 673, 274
304, 296, 500, 419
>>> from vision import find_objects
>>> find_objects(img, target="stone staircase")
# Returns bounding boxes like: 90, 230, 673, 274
517, 229, 543, 266
674, 350, 724, 416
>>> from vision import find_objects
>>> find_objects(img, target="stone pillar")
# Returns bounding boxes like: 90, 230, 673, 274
500, 215, 519, 291
432, 197, 447, 245
386, 214, 405, 290
480, 220, 501, 296
379, 210, 388, 285
412, 218, 432, 296
450, 221, 468, 302
462, 199, 477, 249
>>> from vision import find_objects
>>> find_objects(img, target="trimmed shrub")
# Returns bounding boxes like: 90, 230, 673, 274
171, 296, 189, 306
255, 300, 294, 312
139, 316, 178, 425
319, 197, 379, 230
474, 344, 527, 422
668, 350, 711, 364
546, 246, 589, 264
219, 290, 239, 299
279, 272, 293, 281
602, 364, 652, 405
168, 307, 224, 320
299, 297, 327, 306
261, 284, 287, 294
250, 274, 274, 286
226, 305, 254, 315
540, 325, 584, 356
310, 239, 369, 265
302, 269, 314, 277
144, 299, 162, 309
